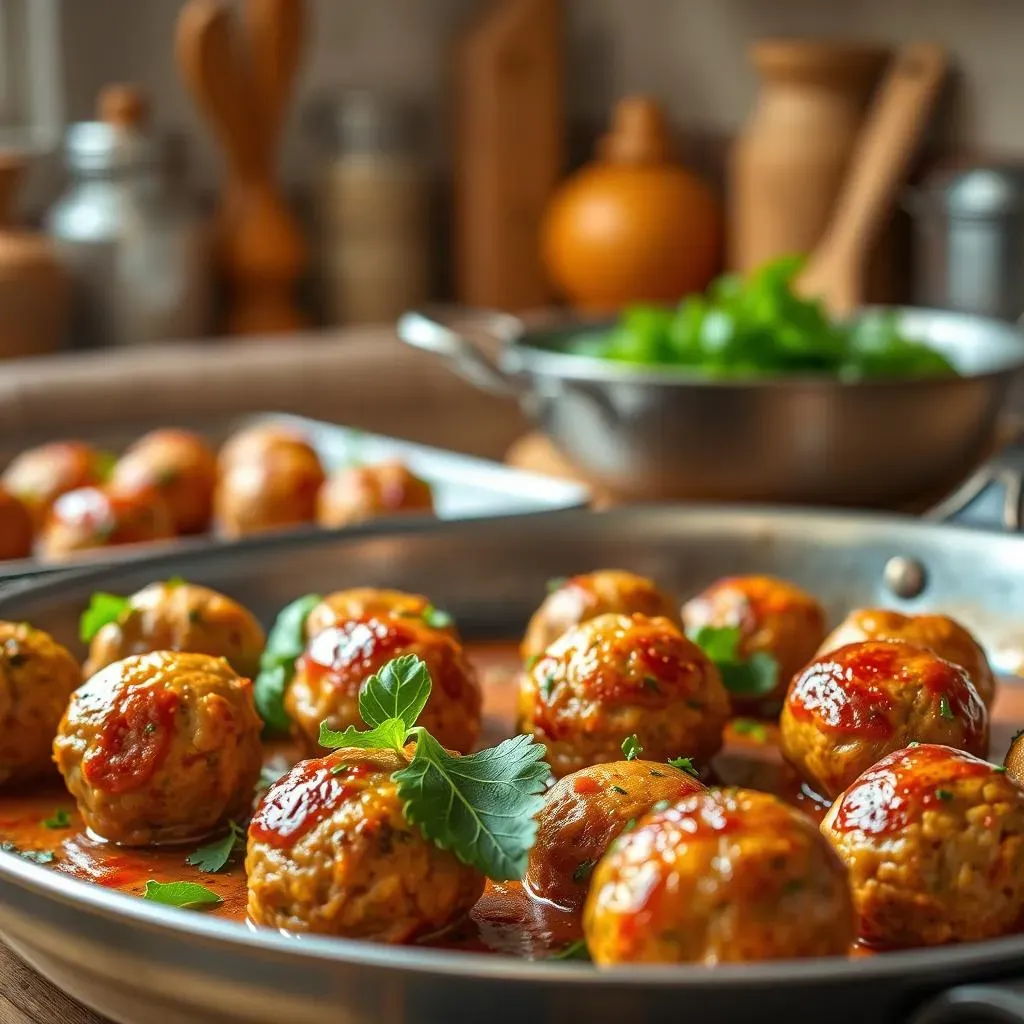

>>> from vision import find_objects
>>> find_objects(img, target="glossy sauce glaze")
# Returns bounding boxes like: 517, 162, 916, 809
1, 641, 1020, 960
297, 617, 421, 693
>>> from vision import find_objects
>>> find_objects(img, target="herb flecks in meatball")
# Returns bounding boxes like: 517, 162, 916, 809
780, 640, 989, 799
584, 787, 853, 965
54, 652, 263, 846
822, 744, 1024, 947
519, 612, 729, 778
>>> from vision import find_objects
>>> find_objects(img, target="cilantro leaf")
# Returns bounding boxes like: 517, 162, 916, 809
253, 593, 322, 733
546, 577, 567, 593
939, 694, 955, 720
41, 808, 71, 830
621, 734, 642, 761
319, 716, 409, 752
185, 821, 245, 873
691, 625, 741, 662
421, 605, 454, 630
142, 880, 222, 909
732, 718, 769, 743
358, 654, 432, 730
79, 592, 130, 643
691, 626, 778, 698
395, 730, 549, 881
550, 939, 591, 961
668, 755, 700, 778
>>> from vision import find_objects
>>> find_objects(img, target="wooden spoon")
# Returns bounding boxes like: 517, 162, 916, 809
797, 43, 947, 316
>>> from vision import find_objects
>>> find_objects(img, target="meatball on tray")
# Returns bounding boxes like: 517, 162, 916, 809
3, 506, 1024, 1024
0, 413, 588, 580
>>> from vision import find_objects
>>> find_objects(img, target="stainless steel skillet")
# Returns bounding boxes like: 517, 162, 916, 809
3, 506, 1024, 1024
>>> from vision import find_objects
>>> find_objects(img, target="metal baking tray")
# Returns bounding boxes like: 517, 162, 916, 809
0, 412, 589, 582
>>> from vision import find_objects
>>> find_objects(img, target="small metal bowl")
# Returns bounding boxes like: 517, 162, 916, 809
398, 306, 1024, 505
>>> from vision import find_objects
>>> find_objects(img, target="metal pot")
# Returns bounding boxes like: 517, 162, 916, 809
397, 306, 1024, 505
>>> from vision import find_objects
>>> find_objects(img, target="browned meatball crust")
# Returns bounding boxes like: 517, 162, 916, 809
681, 574, 827, 706
584, 788, 853, 965
0, 623, 80, 785
246, 748, 484, 941
53, 652, 263, 845
0, 486, 32, 560
316, 462, 434, 529
84, 581, 265, 680
822, 744, 1024, 948
779, 640, 989, 800
217, 424, 311, 472
285, 615, 481, 756
305, 588, 458, 641
2, 441, 106, 529
526, 759, 704, 909
111, 429, 217, 536
519, 613, 729, 779
817, 608, 996, 707
522, 570, 681, 663
37, 485, 175, 562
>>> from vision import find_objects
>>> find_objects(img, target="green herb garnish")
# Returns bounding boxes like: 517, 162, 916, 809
79, 592, 131, 642
541, 675, 556, 699
319, 654, 548, 881
690, 626, 779, 698
95, 450, 118, 482
642, 675, 661, 693
936, 788, 954, 802
732, 718, 769, 743
621, 734, 643, 761
550, 939, 591, 961
0, 841, 54, 865
253, 593, 322, 734
939, 694, 955, 720
668, 756, 699, 778
572, 860, 594, 884
546, 577, 567, 594
525, 654, 541, 671
41, 808, 71, 830
185, 821, 246, 873
994, 764, 1008, 773
142, 880, 222, 909
421, 605, 454, 630
165, 576, 188, 588
651, 800, 671, 813
610, 785, 628, 795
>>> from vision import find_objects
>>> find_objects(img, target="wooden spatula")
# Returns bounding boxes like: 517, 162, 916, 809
797, 43, 948, 316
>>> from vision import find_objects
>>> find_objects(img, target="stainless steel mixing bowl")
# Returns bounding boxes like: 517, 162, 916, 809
398, 306, 1024, 505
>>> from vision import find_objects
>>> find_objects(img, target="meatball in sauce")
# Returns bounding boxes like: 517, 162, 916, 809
0, 486, 33, 560
1, 441, 106, 530
304, 587, 457, 642
317, 462, 434, 529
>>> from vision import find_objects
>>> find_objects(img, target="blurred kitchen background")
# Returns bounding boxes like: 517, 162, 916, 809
2, 0, 1024, 469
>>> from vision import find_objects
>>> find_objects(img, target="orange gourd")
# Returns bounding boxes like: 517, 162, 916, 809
540, 96, 722, 314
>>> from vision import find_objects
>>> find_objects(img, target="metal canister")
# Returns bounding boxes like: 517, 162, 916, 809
45, 122, 211, 348
908, 164, 1024, 323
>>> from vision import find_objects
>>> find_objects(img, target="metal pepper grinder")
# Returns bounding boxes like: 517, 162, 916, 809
45, 83, 212, 348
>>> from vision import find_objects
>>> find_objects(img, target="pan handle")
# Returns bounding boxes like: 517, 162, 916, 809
396, 309, 527, 397
910, 980, 1024, 1023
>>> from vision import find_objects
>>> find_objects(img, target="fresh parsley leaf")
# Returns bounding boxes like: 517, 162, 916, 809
142, 880, 222, 909
541, 675, 556, 699
165, 576, 188, 589
572, 860, 594, 884
642, 675, 661, 693
525, 654, 540, 670
691, 624, 742, 662
395, 730, 549, 881
939, 694, 955, 720
0, 841, 54, 865
185, 821, 246, 873
359, 654, 432, 730
421, 605, 454, 630
621, 734, 642, 761
546, 577, 567, 594
95, 450, 118, 482
691, 626, 778, 697
550, 939, 591, 961
610, 785, 628, 795
254, 593, 322, 733
651, 799, 671, 813
79, 592, 130, 642
936, 788, 954, 801
41, 808, 70, 830
319, 716, 409, 752
732, 717, 769, 743
668, 756, 699, 778
994, 764, 1008, 773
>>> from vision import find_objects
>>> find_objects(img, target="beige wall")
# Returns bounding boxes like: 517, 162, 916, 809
56, 0, 1024, 192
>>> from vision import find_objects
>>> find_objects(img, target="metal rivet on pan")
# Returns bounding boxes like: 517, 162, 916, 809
883, 556, 927, 599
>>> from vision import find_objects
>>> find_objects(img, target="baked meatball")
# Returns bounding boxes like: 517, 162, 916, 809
817, 609, 996, 707
217, 423, 310, 472
779, 640, 989, 800
522, 570, 681, 663
247, 747, 484, 940
526, 759, 704, 909
1005, 730, 1024, 787
2, 441, 106, 529
584, 788, 853, 965
37, 485, 175, 562
822, 743, 1024, 947
110, 429, 217, 535
83, 581, 265, 680
53, 652, 263, 845
519, 613, 729, 779
305, 588, 458, 641
214, 436, 325, 539
285, 615, 481, 756
0, 623, 80, 785
0, 486, 32, 560
681, 574, 826, 706
317, 462, 434, 529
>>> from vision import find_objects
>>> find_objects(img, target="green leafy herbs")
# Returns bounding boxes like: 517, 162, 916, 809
165, 576, 188, 589
253, 593, 322, 733
525, 654, 541, 671
545, 577, 567, 594
935, 788, 954, 802
0, 841, 54, 865
732, 718, 769, 744
142, 880, 222, 909
939, 694, 955, 720
568, 255, 957, 381
319, 655, 549, 881
185, 821, 246, 873
420, 605, 454, 630
550, 939, 591, 961
621, 734, 643, 761
79, 592, 131, 642
94, 450, 118, 482
994, 764, 1008, 774
690, 626, 779, 699
668, 756, 699, 778
572, 860, 595, 884
610, 785, 628, 795
41, 808, 71, 830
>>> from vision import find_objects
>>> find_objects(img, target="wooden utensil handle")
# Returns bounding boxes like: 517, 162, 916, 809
812, 43, 947, 274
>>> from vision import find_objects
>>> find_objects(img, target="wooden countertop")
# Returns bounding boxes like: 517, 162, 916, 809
0, 943, 110, 1023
